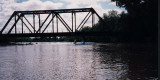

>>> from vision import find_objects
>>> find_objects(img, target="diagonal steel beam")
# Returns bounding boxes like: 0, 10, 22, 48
23, 16, 36, 32
57, 14, 72, 32
92, 9, 107, 27
36, 13, 51, 33
56, 14, 72, 32
42, 14, 56, 33
76, 12, 90, 30
8, 14, 32, 34
1, 12, 15, 34
8, 14, 22, 34
18, 15, 32, 33
79, 13, 92, 30
56, 15, 70, 32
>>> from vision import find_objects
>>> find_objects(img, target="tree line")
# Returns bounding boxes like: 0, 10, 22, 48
78, 0, 157, 43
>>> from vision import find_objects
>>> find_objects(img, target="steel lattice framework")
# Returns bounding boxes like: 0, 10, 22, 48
0, 8, 107, 37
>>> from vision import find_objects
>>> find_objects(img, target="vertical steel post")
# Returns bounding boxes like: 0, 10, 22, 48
92, 12, 93, 28
15, 15, 17, 34
39, 14, 41, 33
92, 12, 95, 28
33, 14, 35, 33
72, 12, 73, 32
93, 13, 95, 26
56, 15, 58, 33
52, 13, 54, 33
22, 17, 23, 34
74, 12, 76, 32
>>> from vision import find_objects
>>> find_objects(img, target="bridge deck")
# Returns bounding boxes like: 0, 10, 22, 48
0, 32, 112, 38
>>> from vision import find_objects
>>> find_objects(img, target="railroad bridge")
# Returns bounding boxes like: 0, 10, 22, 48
0, 8, 108, 38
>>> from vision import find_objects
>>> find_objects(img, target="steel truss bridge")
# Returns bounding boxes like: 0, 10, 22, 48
0, 8, 108, 38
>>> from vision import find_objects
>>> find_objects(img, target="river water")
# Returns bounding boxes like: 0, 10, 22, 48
0, 42, 157, 80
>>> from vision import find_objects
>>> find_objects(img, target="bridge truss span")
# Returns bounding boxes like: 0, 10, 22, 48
0, 8, 107, 37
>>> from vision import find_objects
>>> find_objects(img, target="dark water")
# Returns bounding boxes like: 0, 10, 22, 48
0, 42, 157, 80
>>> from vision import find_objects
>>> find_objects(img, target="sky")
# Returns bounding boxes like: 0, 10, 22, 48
0, 0, 126, 33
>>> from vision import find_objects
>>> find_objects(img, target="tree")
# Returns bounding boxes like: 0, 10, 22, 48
111, 0, 157, 42
93, 10, 120, 32
80, 26, 92, 32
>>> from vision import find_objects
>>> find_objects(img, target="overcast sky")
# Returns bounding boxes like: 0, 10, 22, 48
0, 0, 126, 33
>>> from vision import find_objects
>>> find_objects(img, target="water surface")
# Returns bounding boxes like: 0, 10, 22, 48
0, 42, 157, 80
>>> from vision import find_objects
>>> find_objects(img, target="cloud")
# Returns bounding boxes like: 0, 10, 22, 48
64, 0, 123, 16
108, 2, 116, 6
62, 0, 123, 27
0, 0, 63, 31
0, 0, 125, 33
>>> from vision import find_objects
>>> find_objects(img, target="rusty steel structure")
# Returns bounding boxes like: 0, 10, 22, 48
0, 8, 107, 37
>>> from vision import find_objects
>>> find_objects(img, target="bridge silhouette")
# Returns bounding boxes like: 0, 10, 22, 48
0, 8, 108, 38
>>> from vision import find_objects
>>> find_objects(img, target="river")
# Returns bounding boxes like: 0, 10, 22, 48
0, 42, 157, 80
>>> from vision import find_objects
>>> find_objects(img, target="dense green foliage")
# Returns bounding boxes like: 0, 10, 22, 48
79, 0, 157, 43
93, 10, 122, 32
79, 10, 128, 42
110, 0, 157, 42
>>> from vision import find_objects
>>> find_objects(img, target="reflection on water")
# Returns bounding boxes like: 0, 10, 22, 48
0, 42, 157, 80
